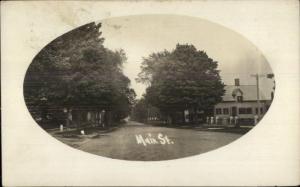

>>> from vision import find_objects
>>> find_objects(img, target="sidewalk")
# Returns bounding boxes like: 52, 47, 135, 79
147, 122, 253, 134
195, 124, 253, 134
48, 125, 120, 148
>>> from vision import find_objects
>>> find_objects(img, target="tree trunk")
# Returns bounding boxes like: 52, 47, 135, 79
182, 110, 186, 124
167, 113, 173, 125
41, 108, 47, 124
105, 111, 112, 128
96, 109, 99, 126
194, 107, 198, 125
66, 108, 72, 128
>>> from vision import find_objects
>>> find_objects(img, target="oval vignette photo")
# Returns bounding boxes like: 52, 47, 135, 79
23, 15, 275, 161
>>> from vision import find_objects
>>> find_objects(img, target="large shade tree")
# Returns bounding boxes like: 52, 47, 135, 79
137, 44, 225, 124
24, 22, 135, 126
130, 97, 148, 123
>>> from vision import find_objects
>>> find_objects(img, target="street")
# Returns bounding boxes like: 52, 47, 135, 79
61, 121, 242, 161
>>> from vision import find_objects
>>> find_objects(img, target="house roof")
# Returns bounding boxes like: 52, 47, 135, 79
222, 85, 270, 101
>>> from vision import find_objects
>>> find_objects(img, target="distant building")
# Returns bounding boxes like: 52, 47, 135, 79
214, 79, 272, 125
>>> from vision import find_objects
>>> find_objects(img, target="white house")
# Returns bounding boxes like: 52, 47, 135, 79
214, 79, 272, 125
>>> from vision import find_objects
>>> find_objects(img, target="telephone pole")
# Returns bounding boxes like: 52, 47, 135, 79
250, 73, 265, 116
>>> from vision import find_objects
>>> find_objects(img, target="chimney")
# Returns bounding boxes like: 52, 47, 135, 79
234, 78, 240, 86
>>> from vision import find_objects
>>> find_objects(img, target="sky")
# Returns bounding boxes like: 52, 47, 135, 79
99, 15, 274, 99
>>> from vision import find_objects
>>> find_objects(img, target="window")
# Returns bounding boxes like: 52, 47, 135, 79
216, 108, 222, 115
255, 108, 258, 114
237, 96, 243, 102
260, 107, 263, 114
239, 107, 252, 114
223, 108, 229, 115
239, 108, 246, 114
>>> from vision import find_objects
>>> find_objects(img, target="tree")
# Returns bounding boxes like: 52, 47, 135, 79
131, 97, 148, 123
24, 22, 135, 127
137, 44, 225, 124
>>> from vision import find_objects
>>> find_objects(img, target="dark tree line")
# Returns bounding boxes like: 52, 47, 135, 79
24, 22, 136, 127
134, 44, 225, 125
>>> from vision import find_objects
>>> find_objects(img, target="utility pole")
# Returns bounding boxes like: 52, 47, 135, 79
250, 74, 265, 116
267, 73, 275, 100
147, 105, 150, 123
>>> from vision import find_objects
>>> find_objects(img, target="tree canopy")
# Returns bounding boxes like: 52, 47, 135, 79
130, 97, 148, 122
137, 44, 225, 123
24, 22, 135, 122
